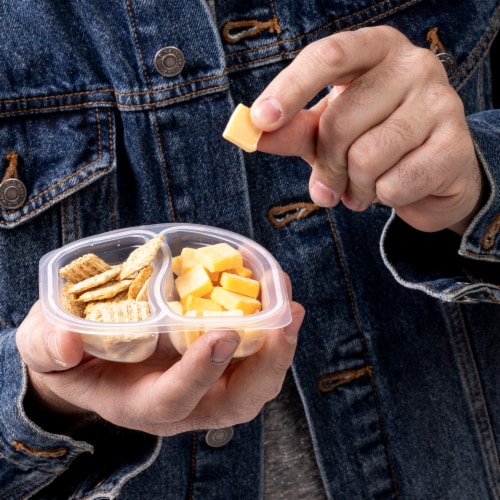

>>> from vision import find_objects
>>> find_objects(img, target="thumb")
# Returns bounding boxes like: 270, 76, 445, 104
16, 301, 84, 373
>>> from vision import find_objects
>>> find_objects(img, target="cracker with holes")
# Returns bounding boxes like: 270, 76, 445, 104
59, 253, 111, 282
85, 300, 151, 323
76, 279, 133, 303
67, 266, 122, 295
59, 236, 163, 325
128, 265, 153, 300
119, 235, 163, 280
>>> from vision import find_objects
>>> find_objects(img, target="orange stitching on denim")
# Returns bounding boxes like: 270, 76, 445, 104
455, 3, 500, 90
125, 0, 153, 91
268, 202, 320, 228
445, 303, 500, 496
222, 17, 281, 44
325, 209, 400, 496
0, 88, 114, 105
225, 0, 421, 60
426, 27, 446, 54
317, 365, 373, 392
1, 108, 101, 210
116, 83, 230, 109
1, 151, 20, 183
12, 440, 68, 458
151, 102, 176, 221
0, 72, 228, 106
482, 214, 500, 250
0, 103, 112, 117
0, 108, 110, 222
0, 82, 231, 116
226, 50, 298, 72
127, 0, 179, 224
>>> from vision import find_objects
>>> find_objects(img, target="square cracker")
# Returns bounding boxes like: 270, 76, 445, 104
120, 235, 164, 280
59, 253, 111, 282
77, 279, 133, 303
67, 266, 122, 295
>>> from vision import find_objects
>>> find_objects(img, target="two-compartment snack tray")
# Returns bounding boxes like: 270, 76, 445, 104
39, 223, 291, 362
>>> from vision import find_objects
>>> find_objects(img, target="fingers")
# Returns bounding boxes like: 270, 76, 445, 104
137, 300, 304, 434
385, 125, 482, 232
251, 26, 442, 208
211, 300, 304, 425
251, 26, 397, 131
251, 25, 482, 230
16, 302, 84, 373
18, 282, 305, 437
95, 301, 304, 434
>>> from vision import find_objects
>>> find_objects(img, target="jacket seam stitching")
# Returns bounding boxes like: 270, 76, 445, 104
225, 0, 422, 60
445, 302, 500, 495
0, 108, 113, 226
454, 3, 500, 90
125, 0, 176, 221
0, 82, 230, 116
326, 208, 400, 498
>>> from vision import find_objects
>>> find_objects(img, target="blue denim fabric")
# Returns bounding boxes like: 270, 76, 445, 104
1, 0, 500, 498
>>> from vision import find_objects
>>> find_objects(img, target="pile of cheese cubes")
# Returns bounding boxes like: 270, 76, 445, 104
168, 242, 262, 318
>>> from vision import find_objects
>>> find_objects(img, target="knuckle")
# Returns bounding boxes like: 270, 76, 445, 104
375, 178, 400, 207
347, 142, 374, 180
307, 36, 349, 70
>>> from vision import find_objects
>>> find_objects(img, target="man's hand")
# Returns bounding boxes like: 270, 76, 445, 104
16, 281, 304, 436
251, 26, 483, 234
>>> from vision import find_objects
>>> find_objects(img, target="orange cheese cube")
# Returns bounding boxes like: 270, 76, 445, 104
226, 266, 253, 279
222, 103, 263, 153
171, 256, 183, 276
175, 263, 214, 300
202, 309, 244, 318
180, 247, 198, 274
182, 294, 224, 313
194, 243, 243, 273
167, 300, 184, 315
220, 272, 260, 299
211, 286, 262, 315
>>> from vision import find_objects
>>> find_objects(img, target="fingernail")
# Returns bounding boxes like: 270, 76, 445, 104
341, 193, 363, 211
252, 97, 282, 127
47, 330, 67, 367
211, 338, 240, 365
283, 329, 298, 345
310, 181, 337, 207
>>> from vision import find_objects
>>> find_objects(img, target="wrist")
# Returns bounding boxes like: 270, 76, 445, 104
24, 368, 99, 436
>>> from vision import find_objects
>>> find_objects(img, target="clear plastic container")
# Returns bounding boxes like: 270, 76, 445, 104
39, 223, 291, 362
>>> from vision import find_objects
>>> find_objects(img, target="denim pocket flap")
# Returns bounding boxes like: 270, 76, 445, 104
0, 107, 115, 228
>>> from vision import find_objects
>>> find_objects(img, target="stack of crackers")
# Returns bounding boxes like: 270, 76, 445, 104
59, 235, 164, 323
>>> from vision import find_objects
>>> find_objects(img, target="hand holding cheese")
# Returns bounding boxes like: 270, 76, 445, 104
248, 26, 483, 235
223, 103, 263, 153
169, 242, 266, 356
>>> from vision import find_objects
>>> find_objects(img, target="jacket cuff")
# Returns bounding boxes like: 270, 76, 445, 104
381, 110, 500, 303
0, 329, 161, 496
0, 329, 92, 494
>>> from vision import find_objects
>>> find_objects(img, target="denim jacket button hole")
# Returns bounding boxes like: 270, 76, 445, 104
205, 426, 234, 447
154, 46, 185, 77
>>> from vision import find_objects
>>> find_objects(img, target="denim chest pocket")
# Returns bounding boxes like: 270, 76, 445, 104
0, 107, 116, 228
0, 107, 117, 327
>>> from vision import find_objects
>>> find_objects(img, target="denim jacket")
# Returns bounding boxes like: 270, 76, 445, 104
1, 0, 500, 498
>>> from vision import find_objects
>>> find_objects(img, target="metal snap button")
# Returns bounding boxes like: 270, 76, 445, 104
436, 52, 457, 80
205, 427, 234, 447
0, 178, 27, 209
154, 46, 185, 77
